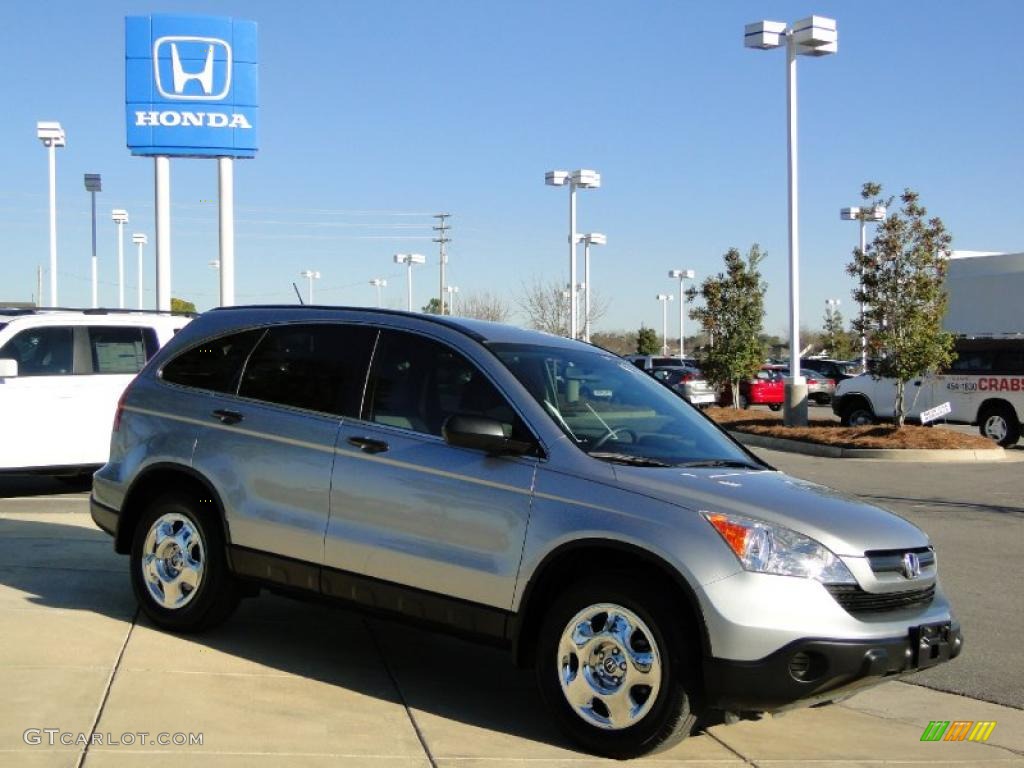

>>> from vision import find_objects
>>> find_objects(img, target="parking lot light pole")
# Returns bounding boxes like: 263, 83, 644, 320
669, 269, 695, 358
445, 285, 459, 315
841, 205, 885, 370
132, 234, 148, 309
545, 169, 601, 340
745, 15, 837, 426
656, 294, 674, 356
581, 233, 606, 342
84, 174, 101, 308
300, 270, 321, 304
111, 209, 129, 309
394, 253, 426, 311
369, 278, 387, 308
37, 122, 65, 306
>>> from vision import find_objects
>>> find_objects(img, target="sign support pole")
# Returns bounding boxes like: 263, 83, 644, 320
155, 155, 171, 312
218, 156, 235, 307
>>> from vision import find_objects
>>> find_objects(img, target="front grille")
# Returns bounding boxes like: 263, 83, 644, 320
867, 547, 935, 575
826, 584, 935, 615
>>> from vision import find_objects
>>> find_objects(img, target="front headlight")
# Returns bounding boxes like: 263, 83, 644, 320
704, 512, 856, 584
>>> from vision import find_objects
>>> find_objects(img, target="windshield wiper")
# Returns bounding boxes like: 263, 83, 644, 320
677, 459, 762, 469
588, 452, 672, 468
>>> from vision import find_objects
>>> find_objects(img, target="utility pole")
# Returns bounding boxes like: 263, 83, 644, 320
36, 266, 44, 307
433, 213, 451, 314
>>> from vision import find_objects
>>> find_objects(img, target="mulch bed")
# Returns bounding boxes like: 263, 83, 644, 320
704, 407, 995, 450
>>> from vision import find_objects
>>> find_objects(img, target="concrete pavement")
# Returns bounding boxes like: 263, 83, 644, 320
1, 496, 1022, 766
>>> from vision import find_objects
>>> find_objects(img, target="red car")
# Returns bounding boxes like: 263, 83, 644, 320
719, 367, 785, 410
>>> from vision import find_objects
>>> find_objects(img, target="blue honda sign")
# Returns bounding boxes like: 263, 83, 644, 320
125, 14, 258, 158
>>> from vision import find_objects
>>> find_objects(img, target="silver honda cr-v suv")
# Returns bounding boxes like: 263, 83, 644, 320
91, 306, 961, 758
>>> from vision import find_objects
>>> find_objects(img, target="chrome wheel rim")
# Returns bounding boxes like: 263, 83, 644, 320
984, 415, 1007, 442
141, 513, 205, 610
556, 603, 662, 731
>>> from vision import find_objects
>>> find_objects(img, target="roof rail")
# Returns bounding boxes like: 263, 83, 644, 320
0, 306, 196, 318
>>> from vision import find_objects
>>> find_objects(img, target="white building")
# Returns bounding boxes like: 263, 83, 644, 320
944, 251, 1024, 336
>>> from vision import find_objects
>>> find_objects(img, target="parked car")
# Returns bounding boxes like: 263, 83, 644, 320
625, 354, 694, 371
801, 368, 836, 405
650, 364, 719, 407
803, 358, 862, 382
833, 337, 1024, 445
719, 367, 785, 410
92, 307, 961, 758
0, 308, 189, 474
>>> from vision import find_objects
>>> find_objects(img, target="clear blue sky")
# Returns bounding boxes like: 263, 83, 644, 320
2, 0, 1022, 335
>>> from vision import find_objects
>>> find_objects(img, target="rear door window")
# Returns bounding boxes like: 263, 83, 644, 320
87, 326, 158, 374
161, 328, 265, 394
238, 324, 377, 416
0, 326, 74, 376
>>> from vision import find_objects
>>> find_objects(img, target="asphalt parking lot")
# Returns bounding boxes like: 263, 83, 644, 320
2, 462, 1022, 767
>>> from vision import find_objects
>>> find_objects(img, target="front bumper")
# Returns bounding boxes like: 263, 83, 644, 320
704, 623, 963, 712
90, 494, 119, 538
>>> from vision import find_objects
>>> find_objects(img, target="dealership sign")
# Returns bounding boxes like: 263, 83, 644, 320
125, 14, 258, 157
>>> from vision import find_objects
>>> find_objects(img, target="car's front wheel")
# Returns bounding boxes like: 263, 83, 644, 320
536, 577, 701, 758
130, 493, 240, 632
841, 399, 876, 427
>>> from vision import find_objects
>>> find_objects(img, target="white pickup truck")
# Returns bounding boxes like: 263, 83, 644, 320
832, 337, 1024, 446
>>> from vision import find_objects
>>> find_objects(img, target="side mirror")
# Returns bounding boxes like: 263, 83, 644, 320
0, 359, 18, 378
443, 415, 535, 456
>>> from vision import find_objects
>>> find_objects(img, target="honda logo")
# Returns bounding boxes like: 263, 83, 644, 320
153, 36, 232, 101
901, 552, 922, 579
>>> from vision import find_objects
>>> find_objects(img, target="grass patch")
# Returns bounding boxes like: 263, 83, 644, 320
704, 407, 995, 450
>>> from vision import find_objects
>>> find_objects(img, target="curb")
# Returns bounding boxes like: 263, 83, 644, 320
728, 429, 1008, 462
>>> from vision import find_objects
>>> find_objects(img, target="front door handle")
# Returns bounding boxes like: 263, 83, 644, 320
212, 409, 244, 425
347, 436, 389, 454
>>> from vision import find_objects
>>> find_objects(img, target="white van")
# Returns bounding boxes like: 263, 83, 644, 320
832, 337, 1024, 445
0, 309, 189, 473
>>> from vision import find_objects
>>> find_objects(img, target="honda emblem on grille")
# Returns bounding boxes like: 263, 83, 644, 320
901, 552, 922, 579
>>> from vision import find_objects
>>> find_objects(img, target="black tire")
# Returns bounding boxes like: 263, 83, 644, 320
535, 576, 702, 759
841, 400, 876, 427
738, 394, 749, 410
768, 403, 782, 412
130, 492, 240, 632
978, 403, 1021, 447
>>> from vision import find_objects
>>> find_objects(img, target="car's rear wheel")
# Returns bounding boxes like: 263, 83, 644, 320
768, 403, 782, 412
978, 404, 1021, 447
130, 492, 239, 632
841, 400, 876, 427
536, 577, 701, 758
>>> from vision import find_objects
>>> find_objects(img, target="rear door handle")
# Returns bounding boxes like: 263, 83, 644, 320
347, 436, 389, 454
212, 409, 244, 425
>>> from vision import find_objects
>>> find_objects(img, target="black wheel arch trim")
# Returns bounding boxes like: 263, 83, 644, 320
510, 537, 712, 666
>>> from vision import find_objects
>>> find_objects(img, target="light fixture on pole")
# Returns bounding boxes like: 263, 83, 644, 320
132, 233, 148, 309
369, 278, 387, 308
37, 121, 65, 306
745, 15, 837, 426
656, 294, 674, 356
668, 269, 696, 358
299, 270, 321, 304
580, 233, 606, 343
445, 285, 460, 315
394, 253, 426, 311
545, 169, 601, 340
111, 209, 129, 309
841, 205, 885, 370
84, 174, 101, 308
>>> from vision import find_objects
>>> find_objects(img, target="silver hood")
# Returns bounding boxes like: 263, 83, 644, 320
610, 466, 929, 557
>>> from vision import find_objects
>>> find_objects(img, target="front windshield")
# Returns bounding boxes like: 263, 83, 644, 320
491, 343, 760, 468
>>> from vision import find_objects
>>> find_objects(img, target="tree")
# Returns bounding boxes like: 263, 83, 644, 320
458, 292, 511, 323
822, 308, 855, 360
516, 278, 609, 337
847, 183, 954, 427
635, 326, 658, 355
686, 245, 767, 408
171, 297, 196, 314
422, 297, 442, 315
